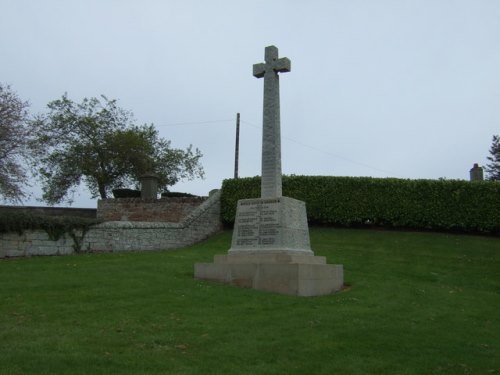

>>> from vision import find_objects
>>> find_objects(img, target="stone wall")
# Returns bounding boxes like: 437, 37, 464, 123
0, 191, 222, 258
86, 192, 221, 252
97, 197, 207, 222
0, 230, 79, 257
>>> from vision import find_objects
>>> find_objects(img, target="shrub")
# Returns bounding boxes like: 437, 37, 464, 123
221, 176, 500, 234
112, 189, 141, 198
161, 191, 197, 198
0, 212, 101, 246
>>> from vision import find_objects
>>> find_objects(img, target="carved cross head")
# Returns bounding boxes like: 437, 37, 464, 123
253, 45, 291, 78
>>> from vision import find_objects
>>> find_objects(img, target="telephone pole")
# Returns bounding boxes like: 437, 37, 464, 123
234, 113, 240, 179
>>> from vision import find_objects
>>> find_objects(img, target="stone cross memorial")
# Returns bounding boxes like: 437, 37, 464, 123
253, 45, 289, 199
195, 46, 344, 296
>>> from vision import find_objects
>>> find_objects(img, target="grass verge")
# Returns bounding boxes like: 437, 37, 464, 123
0, 228, 499, 374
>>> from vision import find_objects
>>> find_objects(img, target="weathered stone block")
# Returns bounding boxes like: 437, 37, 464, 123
194, 259, 343, 297
27, 245, 58, 256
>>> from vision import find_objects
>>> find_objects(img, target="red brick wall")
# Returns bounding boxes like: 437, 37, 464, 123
97, 197, 208, 222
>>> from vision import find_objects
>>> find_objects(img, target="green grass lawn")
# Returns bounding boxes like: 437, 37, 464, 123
1, 228, 499, 374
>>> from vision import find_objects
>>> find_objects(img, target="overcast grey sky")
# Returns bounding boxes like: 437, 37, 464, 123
1, 0, 499, 207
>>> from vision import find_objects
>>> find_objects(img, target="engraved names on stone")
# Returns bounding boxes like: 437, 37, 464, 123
234, 198, 281, 248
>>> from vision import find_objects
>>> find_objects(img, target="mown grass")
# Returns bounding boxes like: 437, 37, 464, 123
0, 228, 499, 374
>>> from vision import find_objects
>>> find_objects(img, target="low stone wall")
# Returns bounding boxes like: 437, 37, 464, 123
86, 192, 221, 252
0, 230, 79, 257
0, 191, 222, 257
97, 196, 207, 222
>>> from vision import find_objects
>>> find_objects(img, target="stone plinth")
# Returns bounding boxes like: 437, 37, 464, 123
140, 173, 159, 200
194, 196, 344, 296
195, 252, 343, 297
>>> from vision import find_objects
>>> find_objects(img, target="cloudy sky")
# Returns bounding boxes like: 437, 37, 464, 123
1, 0, 499, 207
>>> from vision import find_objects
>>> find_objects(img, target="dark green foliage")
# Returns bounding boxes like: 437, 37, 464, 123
161, 191, 197, 198
112, 188, 141, 198
29, 94, 204, 204
220, 176, 261, 221
221, 176, 500, 233
0, 212, 100, 243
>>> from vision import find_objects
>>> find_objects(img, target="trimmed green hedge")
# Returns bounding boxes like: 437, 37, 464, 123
221, 176, 500, 234
112, 189, 141, 198
161, 191, 197, 198
0, 212, 101, 241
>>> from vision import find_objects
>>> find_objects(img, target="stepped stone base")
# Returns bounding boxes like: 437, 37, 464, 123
194, 252, 343, 297
194, 196, 344, 296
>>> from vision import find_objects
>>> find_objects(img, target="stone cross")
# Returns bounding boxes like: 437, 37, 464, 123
253, 45, 291, 199
195, 46, 344, 296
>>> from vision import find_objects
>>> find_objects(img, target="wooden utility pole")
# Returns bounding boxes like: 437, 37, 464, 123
234, 113, 240, 179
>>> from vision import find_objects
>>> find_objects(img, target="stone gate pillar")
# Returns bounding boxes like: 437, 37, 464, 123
140, 173, 159, 199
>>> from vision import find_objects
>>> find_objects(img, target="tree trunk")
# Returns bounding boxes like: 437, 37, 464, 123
98, 182, 107, 199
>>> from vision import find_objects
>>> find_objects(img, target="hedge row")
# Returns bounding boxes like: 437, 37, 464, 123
0, 212, 101, 241
221, 176, 500, 234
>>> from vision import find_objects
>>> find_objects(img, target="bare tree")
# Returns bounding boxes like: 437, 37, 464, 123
0, 83, 30, 202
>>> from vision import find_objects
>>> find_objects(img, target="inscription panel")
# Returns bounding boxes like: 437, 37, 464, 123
229, 196, 312, 253
233, 199, 281, 249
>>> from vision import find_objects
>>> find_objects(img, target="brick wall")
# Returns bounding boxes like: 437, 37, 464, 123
87, 191, 222, 252
97, 197, 207, 222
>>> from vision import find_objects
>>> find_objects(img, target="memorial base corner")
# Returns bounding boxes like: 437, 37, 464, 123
194, 253, 344, 297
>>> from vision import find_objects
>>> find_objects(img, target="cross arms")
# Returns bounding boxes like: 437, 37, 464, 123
253, 45, 291, 78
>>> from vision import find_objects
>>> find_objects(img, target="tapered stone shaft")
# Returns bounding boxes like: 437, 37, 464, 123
253, 46, 290, 199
